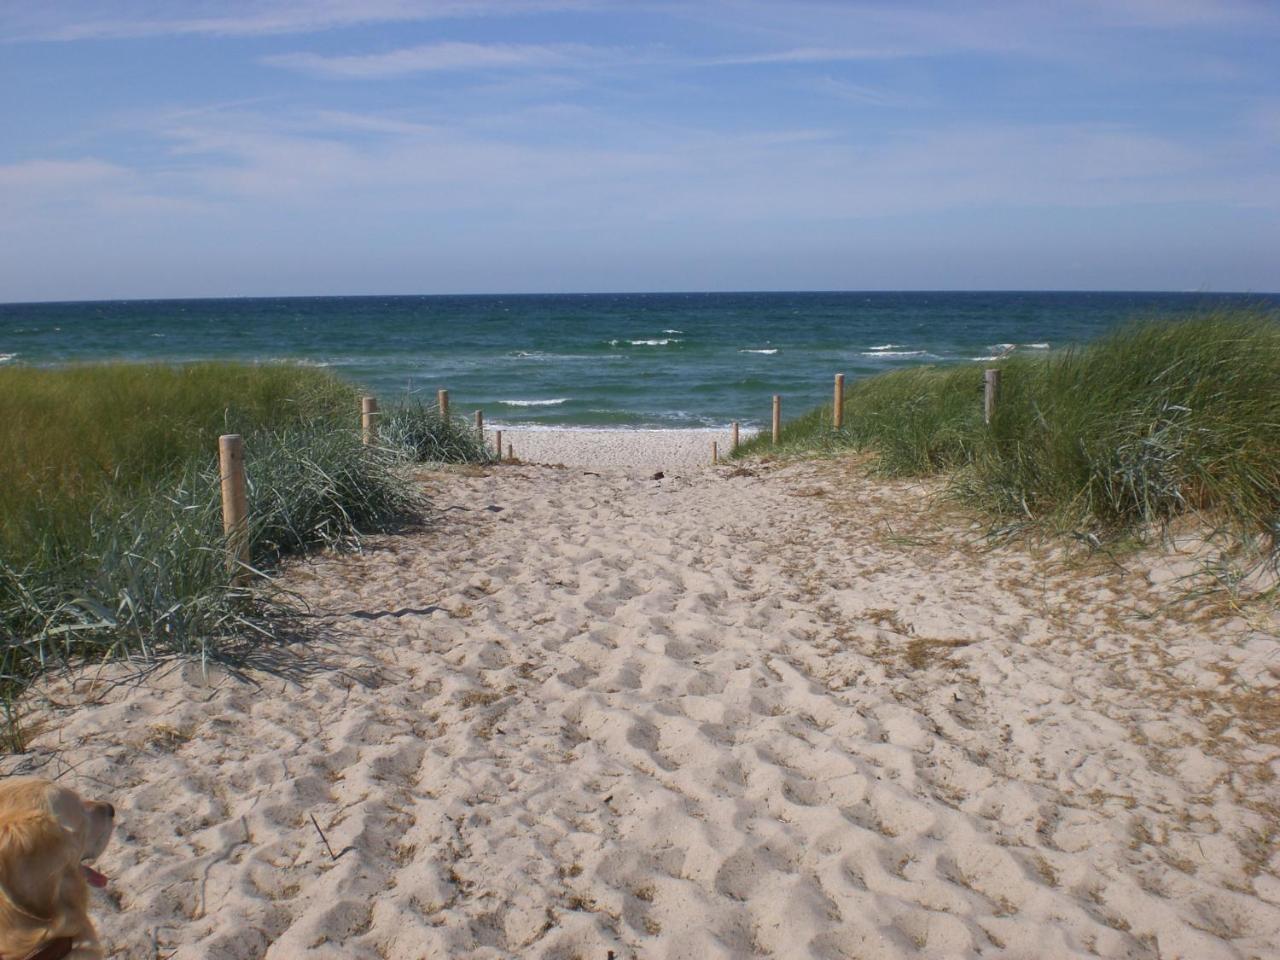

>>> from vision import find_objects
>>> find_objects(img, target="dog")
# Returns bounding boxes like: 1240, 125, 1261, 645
0, 777, 114, 960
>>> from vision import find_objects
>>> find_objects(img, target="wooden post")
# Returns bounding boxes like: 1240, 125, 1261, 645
772, 395, 781, 444
833, 373, 845, 429
218, 434, 250, 585
438, 388, 449, 419
474, 410, 484, 436
361, 396, 378, 445
507, 443, 513, 462
494, 429, 502, 461
711, 440, 718, 464
984, 368, 1001, 425
731, 421, 740, 451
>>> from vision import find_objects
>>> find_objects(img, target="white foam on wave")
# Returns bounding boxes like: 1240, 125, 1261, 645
971, 355, 1005, 361
662, 329, 683, 334
499, 398, 570, 407
513, 351, 622, 361
0, 353, 16, 364
860, 350, 929, 358
609, 338, 681, 346
739, 348, 778, 355
1025, 342, 1050, 349
868, 344, 903, 351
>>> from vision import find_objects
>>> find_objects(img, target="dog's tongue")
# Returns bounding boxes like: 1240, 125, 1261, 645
82, 864, 108, 888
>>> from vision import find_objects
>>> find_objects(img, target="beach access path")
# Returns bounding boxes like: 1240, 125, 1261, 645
7, 436, 1280, 959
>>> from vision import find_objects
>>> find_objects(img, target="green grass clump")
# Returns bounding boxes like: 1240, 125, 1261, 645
381, 400, 495, 465
0, 362, 358, 552
737, 310, 1280, 544
0, 362, 494, 747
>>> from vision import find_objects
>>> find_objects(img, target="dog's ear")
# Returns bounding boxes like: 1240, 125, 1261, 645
0, 810, 67, 954
0, 807, 68, 870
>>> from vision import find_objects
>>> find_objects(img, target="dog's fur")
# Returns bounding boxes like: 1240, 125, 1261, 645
0, 777, 114, 960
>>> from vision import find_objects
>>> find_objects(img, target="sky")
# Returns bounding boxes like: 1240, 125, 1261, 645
1, 0, 1278, 301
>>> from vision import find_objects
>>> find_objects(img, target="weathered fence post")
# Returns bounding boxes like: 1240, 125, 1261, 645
361, 396, 378, 445
438, 389, 450, 419
772, 395, 781, 444
507, 443, 514, 462
218, 434, 250, 585
475, 410, 484, 437
731, 421, 740, 451
494, 429, 502, 461
711, 440, 718, 464
833, 373, 845, 429
984, 368, 1001, 425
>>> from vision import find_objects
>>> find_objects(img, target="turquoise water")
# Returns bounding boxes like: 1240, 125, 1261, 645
1, 291, 1274, 428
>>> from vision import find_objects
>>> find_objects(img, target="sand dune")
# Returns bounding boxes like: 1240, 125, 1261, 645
6, 445, 1279, 959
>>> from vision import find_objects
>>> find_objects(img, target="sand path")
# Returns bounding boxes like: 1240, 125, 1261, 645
8, 457, 1280, 959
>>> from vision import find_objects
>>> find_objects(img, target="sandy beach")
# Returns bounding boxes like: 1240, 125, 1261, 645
484, 428, 753, 471
6, 432, 1279, 959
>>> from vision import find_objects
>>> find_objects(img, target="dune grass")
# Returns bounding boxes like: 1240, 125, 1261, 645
736, 310, 1280, 547
0, 362, 494, 748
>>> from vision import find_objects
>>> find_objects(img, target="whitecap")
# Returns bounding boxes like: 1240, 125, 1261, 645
499, 398, 570, 407
662, 329, 684, 334
860, 350, 928, 358
0, 353, 16, 363
868, 344, 902, 351
739, 348, 778, 355
626, 338, 679, 346
1024, 342, 1050, 349
513, 351, 623, 361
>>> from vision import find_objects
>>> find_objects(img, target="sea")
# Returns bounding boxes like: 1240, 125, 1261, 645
1, 291, 1274, 429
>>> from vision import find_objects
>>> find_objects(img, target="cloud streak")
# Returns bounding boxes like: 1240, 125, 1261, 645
3, 0, 592, 42
264, 41, 595, 77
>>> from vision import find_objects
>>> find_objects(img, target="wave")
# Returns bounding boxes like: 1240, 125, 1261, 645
739, 348, 778, 355
860, 350, 929, 358
0, 353, 16, 363
510, 351, 625, 362
499, 398, 570, 407
867, 344, 903, 351
971, 342, 1047, 360
662, 329, 684, 334
609, 338, 681, 346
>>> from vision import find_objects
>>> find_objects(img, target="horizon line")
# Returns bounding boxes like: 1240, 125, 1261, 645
3, 287, 1278, 308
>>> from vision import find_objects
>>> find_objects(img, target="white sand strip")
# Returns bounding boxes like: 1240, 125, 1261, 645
6, 456, 1279, 959
483, 427, 757, 471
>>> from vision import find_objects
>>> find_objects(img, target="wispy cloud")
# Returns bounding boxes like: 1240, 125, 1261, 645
264, 41, 597, 78
1086, 0, 1279, 29
702, 45, 911, 66
0, 158, 125, 190
3, 0, 592, 42
805, 76, 928, 109
89, 107, 1274, 219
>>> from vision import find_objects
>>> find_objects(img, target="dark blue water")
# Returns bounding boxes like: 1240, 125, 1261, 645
1, 291, 1273, 428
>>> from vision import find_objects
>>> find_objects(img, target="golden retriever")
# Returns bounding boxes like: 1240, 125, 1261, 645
0, 777, 114, 960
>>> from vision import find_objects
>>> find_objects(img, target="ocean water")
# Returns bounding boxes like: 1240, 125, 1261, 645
1, 291, 1274, 429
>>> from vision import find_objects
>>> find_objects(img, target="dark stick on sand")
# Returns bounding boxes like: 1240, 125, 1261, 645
310, 813, 338, 861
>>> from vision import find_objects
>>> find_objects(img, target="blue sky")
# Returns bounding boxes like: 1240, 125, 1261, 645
1, 0, 1277, 301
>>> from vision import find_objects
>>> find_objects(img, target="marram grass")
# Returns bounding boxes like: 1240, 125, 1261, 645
736, 310, 1280, 547
0, 362, 493, 748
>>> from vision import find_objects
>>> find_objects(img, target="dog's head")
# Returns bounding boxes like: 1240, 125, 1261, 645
0, 776, 114, 958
